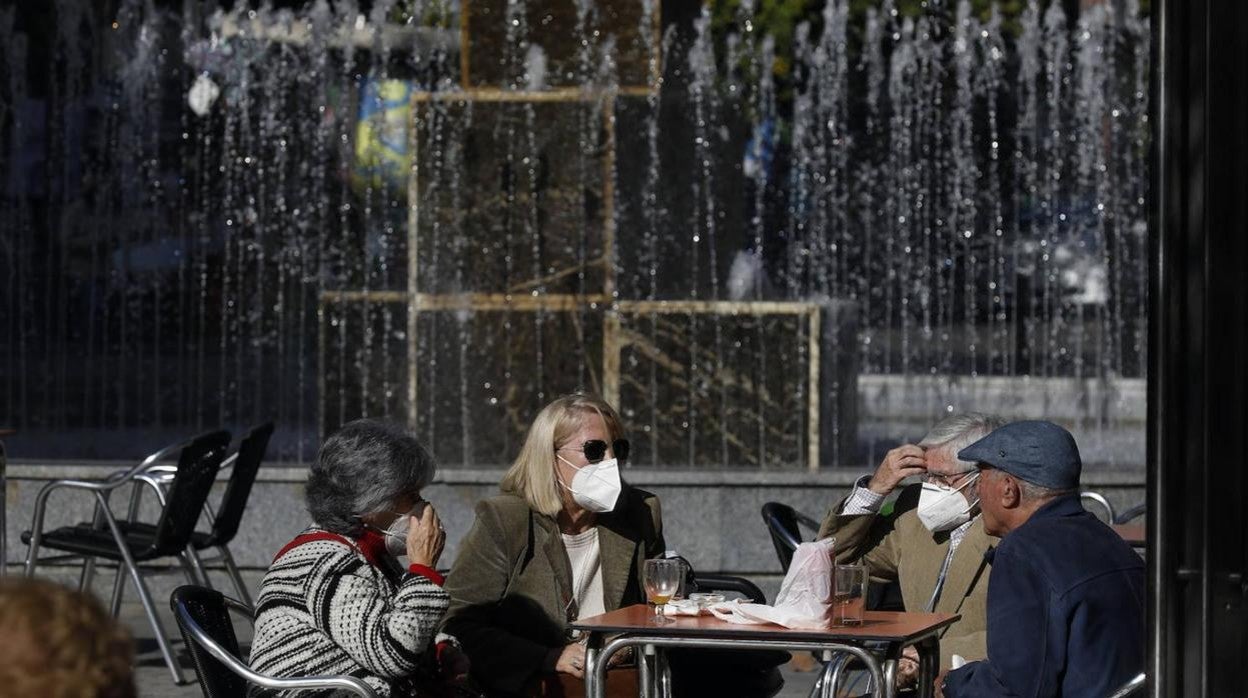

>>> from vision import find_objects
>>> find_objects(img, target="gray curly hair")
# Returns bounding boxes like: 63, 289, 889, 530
306, 419, 436, 536
918, 413, 1005, 471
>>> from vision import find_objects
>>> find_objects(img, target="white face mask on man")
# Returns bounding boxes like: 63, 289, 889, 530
556, 454, 622, 513
916, 473, 980, 533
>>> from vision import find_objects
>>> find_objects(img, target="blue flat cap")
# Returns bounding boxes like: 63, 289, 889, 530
957, 420, 1082, 490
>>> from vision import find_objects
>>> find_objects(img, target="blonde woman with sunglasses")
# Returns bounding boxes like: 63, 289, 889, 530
441, 394, 662, 696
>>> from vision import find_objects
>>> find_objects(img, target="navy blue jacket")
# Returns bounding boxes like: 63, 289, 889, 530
943, 495, 1144, 697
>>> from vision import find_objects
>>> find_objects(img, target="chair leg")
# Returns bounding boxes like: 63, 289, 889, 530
218, 545, 253, 608
79, 557, 98, 592
94, 505, 187, 685
127, 562, 187, 684
109, 561, 128, 618
183, 548, 211, 588
810, 654, 850, 698
22, 535, 39, 578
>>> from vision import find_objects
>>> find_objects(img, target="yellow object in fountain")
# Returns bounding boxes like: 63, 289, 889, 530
352, 78, 412, 193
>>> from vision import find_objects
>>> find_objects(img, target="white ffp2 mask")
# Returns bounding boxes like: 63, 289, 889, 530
557, 454, 622, 513
916, 474, 979, 533
379, 502, 428, 558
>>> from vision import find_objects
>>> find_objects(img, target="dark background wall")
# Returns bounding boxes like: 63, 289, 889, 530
1150, 0, 1248, 694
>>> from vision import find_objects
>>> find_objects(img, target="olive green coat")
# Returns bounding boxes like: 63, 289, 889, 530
441, 487, 664, 696
818, 484, 993, 666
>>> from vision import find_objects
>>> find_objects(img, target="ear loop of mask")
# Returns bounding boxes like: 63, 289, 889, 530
556, 453, 587, 492
956, 472, 981, 512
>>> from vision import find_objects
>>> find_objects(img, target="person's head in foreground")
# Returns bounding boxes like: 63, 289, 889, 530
958, 419, 1081, 537
0, 577, 136, 698
501, 392, 630, 526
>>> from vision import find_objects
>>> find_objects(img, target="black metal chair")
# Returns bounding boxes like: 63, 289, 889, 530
171, 584, 379, 697
121, 422, 274, 606
21, 430, 231, 684
689, 571, 767, 604
761, 502, 822, 572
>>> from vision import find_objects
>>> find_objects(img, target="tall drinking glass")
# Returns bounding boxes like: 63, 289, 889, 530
832, 564, 868, 626
643, 558, 682, 625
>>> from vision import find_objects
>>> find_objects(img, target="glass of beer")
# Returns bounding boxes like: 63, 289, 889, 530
643, 558, 682, 625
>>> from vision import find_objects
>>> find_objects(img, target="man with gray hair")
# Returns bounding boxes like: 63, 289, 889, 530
936, 420, 1144, 697
818, 413, 1003, 683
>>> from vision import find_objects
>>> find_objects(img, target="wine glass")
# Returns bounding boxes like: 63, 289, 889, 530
643, 558, 682, 625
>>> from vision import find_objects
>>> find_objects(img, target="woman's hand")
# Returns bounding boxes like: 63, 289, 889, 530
405, 503, 445, 568
554, 642, 587, 678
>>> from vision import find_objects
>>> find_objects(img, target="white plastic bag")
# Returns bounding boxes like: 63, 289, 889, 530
708, 537, 838, 629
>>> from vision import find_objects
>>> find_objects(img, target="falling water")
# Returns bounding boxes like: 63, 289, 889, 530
0, 0, 1152, 467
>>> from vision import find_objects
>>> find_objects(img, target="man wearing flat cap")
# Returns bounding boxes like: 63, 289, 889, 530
937, 420, 1145, 698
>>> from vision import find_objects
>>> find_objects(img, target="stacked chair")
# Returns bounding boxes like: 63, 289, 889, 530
120, 422, 274, 606
21, 423, 274, 684
22, 430, 231, 683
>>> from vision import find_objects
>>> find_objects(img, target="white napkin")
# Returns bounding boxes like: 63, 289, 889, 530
661, 599, 705, 616
951, 654, 967, 669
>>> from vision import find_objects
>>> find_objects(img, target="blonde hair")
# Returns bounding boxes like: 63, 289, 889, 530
501, 394, 625, 517
0, 578, 136, 698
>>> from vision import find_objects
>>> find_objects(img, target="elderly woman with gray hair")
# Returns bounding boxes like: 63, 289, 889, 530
248, 419, 463, 697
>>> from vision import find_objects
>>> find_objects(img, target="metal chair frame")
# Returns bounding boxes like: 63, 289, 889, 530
1115, 502, 1146, 524
171, 584, 379, 697
689, 572, 768, 604
23, 431, 230, 684
1080, 491, 1117, 524
1108, 672, 1146, 698
122, 423, 274, 607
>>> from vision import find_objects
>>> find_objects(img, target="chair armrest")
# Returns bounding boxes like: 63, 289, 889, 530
1115, 503, 1146, 524
26, 475, 138, 543
224, 594, 257, 622
131, 473, 172, 508
142, 452, 236, 479
1079, 491, 1116, 523
795, 511, 822, 532
174, 604, 379, 697
138, 437, 195, 471
691, 573, 767, 604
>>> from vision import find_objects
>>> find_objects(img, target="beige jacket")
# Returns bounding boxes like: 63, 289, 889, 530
818, 483, 992, 666
442, 487, 664, 696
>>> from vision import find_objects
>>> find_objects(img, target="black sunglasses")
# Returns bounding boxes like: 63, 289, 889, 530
558, 438, 630, 464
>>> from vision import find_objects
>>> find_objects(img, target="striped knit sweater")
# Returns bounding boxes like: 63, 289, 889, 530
247, 527, 450, 697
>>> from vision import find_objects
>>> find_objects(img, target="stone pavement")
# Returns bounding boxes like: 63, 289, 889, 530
8, 563, 823, 698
